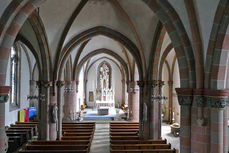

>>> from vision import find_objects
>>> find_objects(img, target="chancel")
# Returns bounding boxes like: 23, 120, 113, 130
0, 0, 229, 153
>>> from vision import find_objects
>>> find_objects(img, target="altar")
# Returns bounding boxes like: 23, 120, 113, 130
97, 108, 109, 115
96, 100, 114, 108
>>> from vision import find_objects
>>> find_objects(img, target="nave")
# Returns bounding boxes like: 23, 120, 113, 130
1, 1, 229, 153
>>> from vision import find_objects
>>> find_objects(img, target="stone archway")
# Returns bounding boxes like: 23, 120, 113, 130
55, 26, 143, 82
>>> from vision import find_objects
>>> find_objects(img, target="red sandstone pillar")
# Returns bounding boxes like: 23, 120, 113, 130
121, 79, 125, 106
49, 90, 57, 140
176, 88, 193, 153
63, 81, 78, 121
205, 90, 229, 153
223, 107, 228, 153
149, 80, 158, 139
192, 89, 209, 153
128, 81, 134, 120
128, 81, 139, 121
0, 86, 10, 153
137, 81, 154, 139
37, 81, 52, 140
56, 81, 65, 140
29, 80, 38, 108
168, 81, 173, 123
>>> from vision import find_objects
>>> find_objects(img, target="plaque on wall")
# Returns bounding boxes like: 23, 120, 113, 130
89, 91, 94, 102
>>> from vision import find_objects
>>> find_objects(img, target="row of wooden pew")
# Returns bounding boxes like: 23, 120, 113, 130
110, 122, 177, 153
18, 122, 95, 153
7, 122, 38, 153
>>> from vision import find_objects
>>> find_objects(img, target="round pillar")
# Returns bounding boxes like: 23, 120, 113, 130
0, 86, 10, 153
176, 88, 193, 153
63, 81, 78, 121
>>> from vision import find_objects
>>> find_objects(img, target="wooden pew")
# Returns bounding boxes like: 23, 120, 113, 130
25, 144, 89, 150
110, 136, 139, 140
6, 129, 33, 138
111, 144, 171, 149
110, 149, 177, 153
109, 122, 178, 153
6, 132, 29, 142
20, 149, 89, 152
110, 139, 167, 144
110, 132, 138, 136
63, 132, 93, 136
110, 122, 139, 124
19, 122, 95, 153
110, 129, 139, 132
61, 136, 92, 140
8, 126, 36, 136
10, 124, 37, 134
30, 140, 90, 145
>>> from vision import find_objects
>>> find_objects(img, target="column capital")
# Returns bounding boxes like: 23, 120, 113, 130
168, 80, 173, 86
204, 89, 229, 108
37, 81, 53, 88
56, 81, 65, 87
0, 86, 11, 103
175, 88, 193, 106
157, 80, 164, 87
193, 89, 206, 107
137, 80, 157, 87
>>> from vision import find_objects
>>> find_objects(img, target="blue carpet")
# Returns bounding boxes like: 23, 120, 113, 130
84, 111, 116, 118
83, 110, 116, 121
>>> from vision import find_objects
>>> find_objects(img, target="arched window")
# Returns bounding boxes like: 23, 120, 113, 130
10, 44, 20, 110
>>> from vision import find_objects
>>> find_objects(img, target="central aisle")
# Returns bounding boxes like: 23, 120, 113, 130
90, 122, 110, 153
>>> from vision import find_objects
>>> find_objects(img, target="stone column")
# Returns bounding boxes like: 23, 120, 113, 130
149, 80, 158, 139
84, 79, 87, 105
176, 88, 193, 153
168, 81, 173, 123
37, 81, 52, 140
63, 81, 78, 121
128, 81, 139, 121
157, 80, 164, 138
49, 86, 57, 140
121, 79, 125, 106
128, 81, 134, 120
137, 81, 153, 139
56, 81, 65, 140
29, 80, 38, 108
205, 90, 229, 153
0, 86, 10, 153
223, 106, 228, 153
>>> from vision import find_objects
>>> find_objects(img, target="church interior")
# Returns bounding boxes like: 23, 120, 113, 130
0, 0, 229, 153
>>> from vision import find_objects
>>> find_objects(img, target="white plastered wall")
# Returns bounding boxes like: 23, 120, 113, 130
5, 45, 35, 126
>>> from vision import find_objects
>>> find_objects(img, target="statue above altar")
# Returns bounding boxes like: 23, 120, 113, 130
95, 61, 114, 108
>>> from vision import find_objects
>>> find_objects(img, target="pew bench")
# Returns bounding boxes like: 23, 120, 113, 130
110, 132, 138, 136
111, 144, 171, 149
8, 127, 36, 136
110, 136, 140, 140
6, 129, 33, 138
110, 139, 167, 144
63, 132, 93, 136
110, 149, 177, 153
61, 136, 92, 140
25, 144, 89, 150
19, 150, 88, 153
30, 140, 90, 145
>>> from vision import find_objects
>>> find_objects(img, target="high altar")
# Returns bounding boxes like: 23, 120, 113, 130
95, 62, 115, 108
